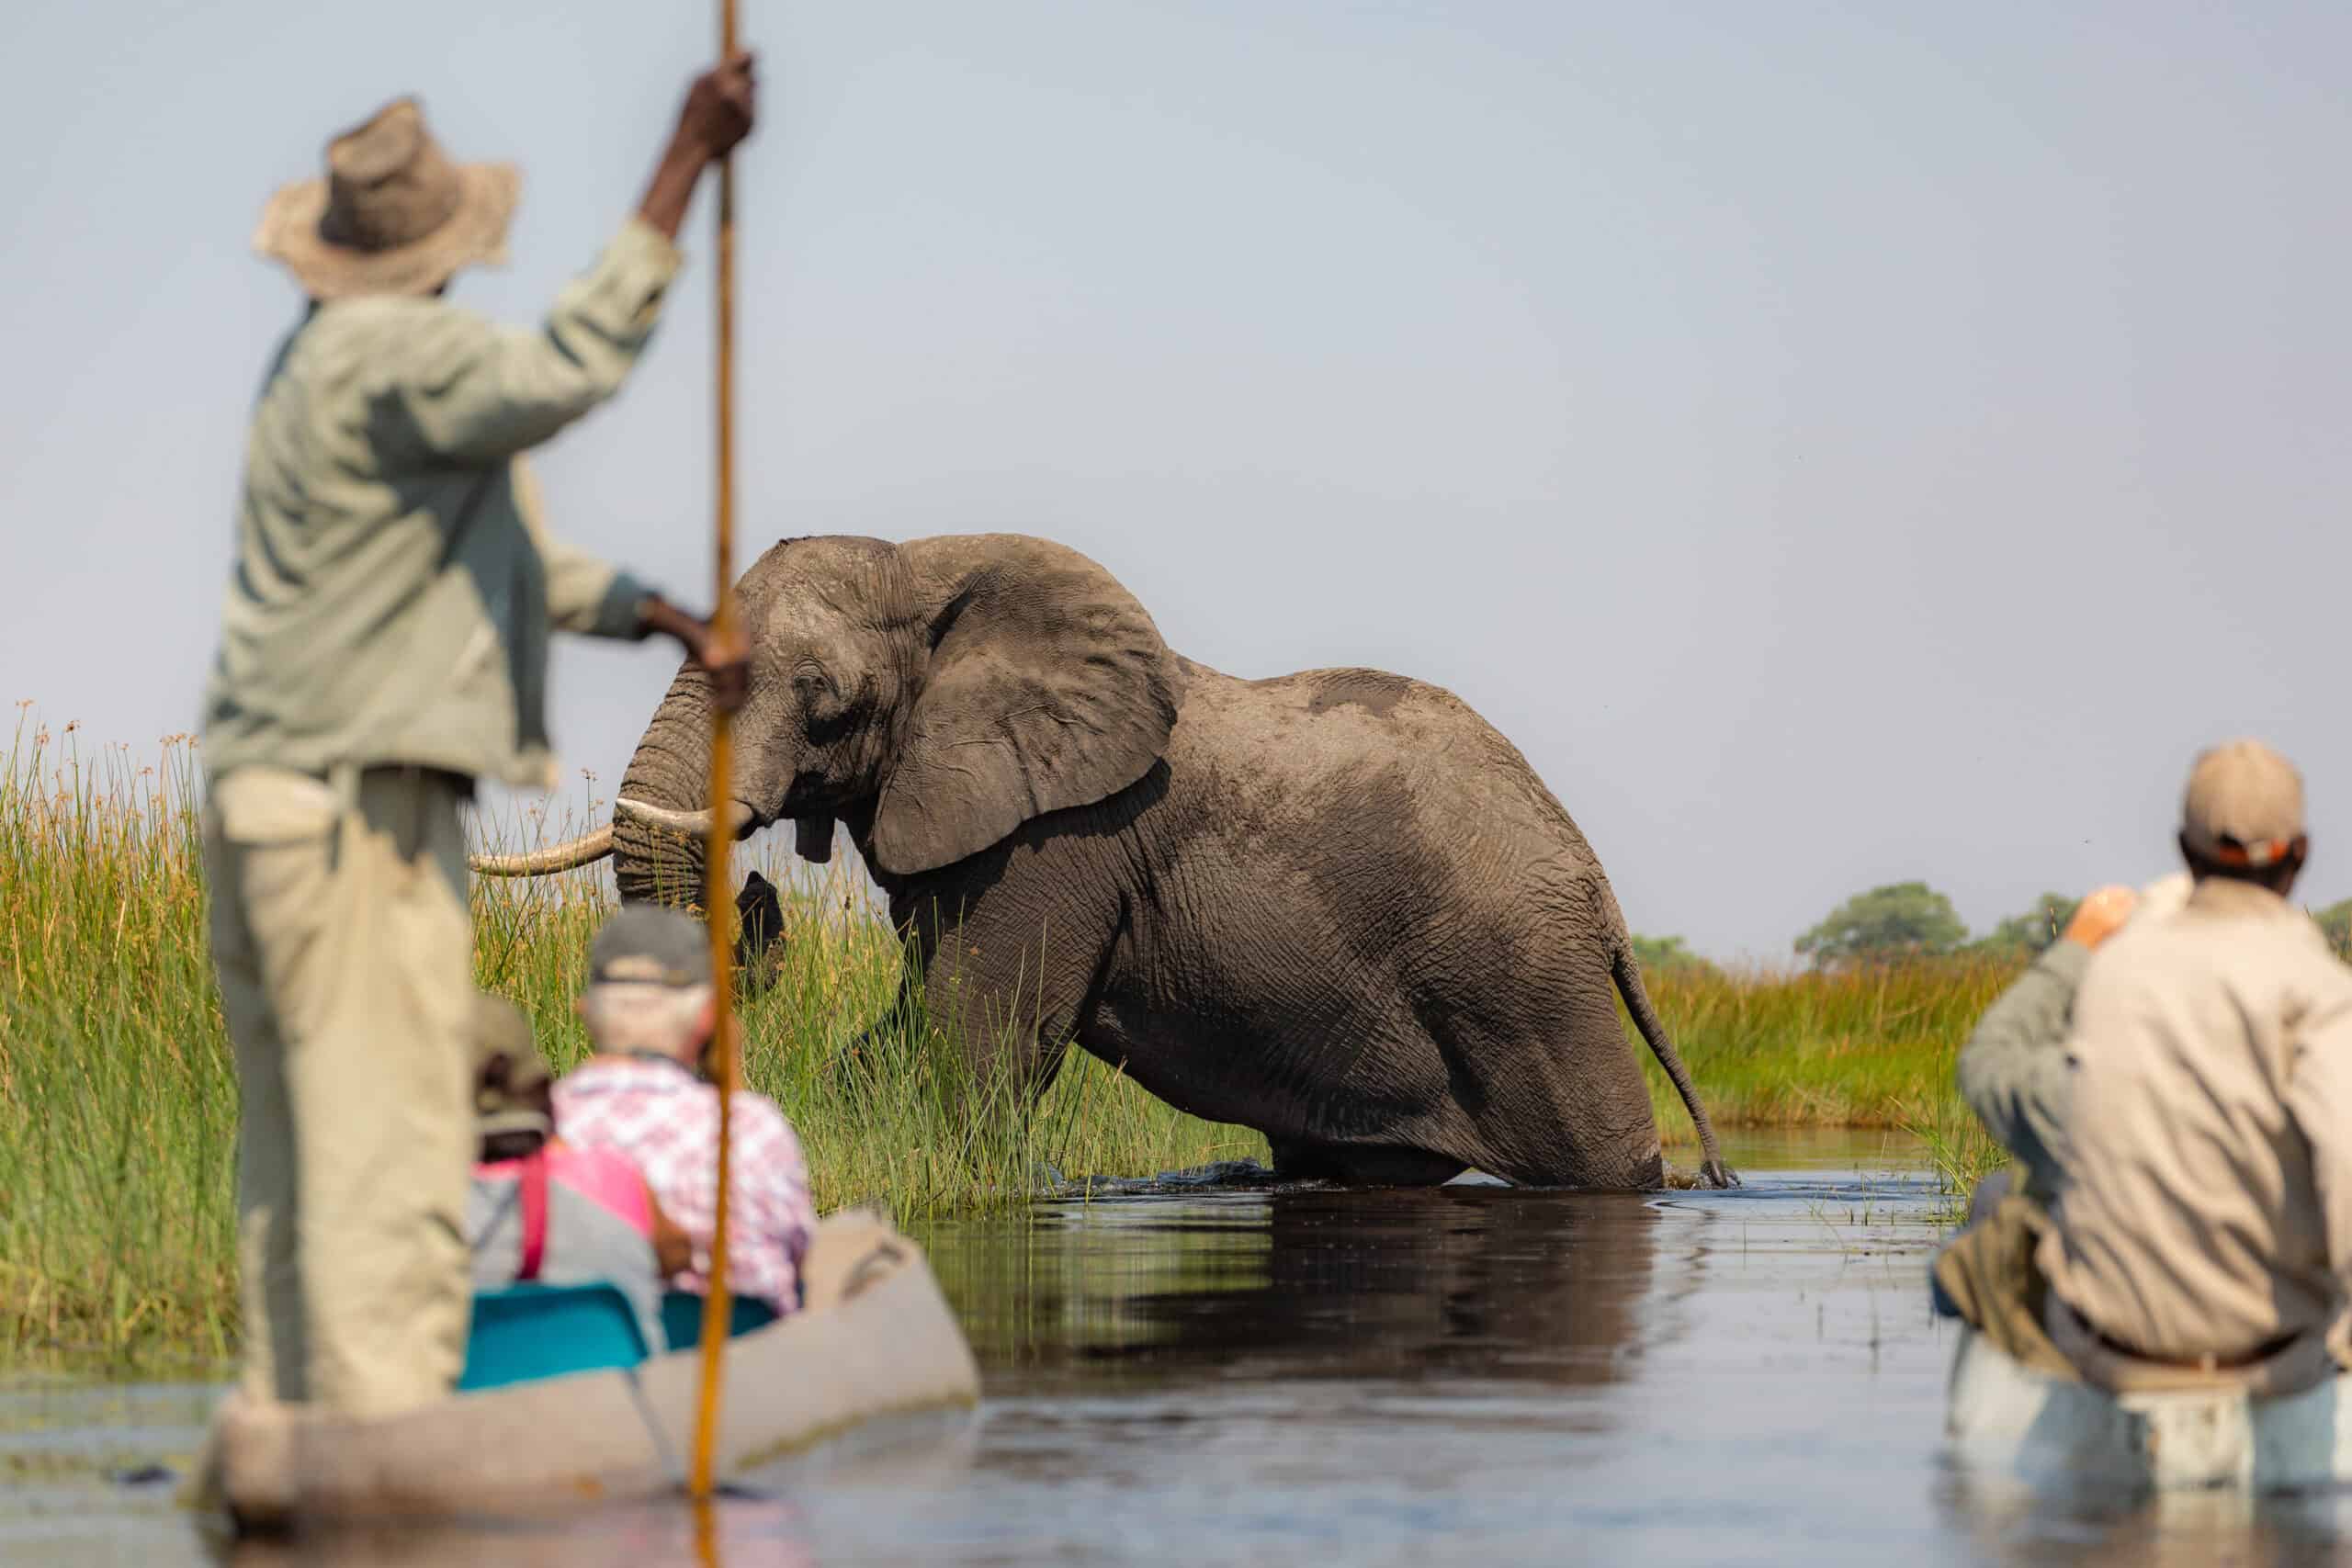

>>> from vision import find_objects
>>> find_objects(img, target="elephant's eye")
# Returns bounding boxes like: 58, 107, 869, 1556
796, 667, 856, 740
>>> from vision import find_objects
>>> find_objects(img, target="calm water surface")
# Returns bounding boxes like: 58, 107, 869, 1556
8, 1130, 2351, 1565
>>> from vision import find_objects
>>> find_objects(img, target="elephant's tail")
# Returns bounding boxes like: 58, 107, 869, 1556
1612, 945, 1736, 1189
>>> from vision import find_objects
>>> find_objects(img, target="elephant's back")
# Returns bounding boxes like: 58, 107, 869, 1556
1170, 660, 1598, 862
1125, 659, 1636, 1165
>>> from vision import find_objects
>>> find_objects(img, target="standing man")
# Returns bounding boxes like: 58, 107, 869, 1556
202, 59, 757, 1417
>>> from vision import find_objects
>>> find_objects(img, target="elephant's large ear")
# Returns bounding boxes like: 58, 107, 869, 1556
871, 536, 1185, 875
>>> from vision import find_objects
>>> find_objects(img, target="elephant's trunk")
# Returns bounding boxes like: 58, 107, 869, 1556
613, 671, 729, 907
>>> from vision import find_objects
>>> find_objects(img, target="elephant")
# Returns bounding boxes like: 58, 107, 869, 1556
475, 534, 1729, 1190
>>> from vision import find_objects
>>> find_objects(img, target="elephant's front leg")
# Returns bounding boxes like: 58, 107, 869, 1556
895, 886, 1112, 1103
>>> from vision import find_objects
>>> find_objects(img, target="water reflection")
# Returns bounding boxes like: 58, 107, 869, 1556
7, 1136, 2351, 1563
1939, 1469, 2352, 1565
200, 1415, 985, 1567
211, 1495, 818, 1568
926, 1188, 1660, 1393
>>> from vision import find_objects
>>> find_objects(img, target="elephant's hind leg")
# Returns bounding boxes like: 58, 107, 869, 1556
1424, 976, 1668, 1191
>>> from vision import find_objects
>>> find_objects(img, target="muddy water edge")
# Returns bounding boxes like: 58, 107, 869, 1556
8, 1130, 2352, 1566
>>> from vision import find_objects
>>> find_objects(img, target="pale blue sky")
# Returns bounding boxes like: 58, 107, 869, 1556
4, 2, 2347, 960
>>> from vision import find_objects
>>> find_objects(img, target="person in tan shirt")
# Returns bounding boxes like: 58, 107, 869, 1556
204, 62, 755, 1418
2034, 740, 2352, 1368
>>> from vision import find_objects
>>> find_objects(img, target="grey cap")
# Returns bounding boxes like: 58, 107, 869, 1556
2182, 739, 2306, 867
588, 905, 709, 987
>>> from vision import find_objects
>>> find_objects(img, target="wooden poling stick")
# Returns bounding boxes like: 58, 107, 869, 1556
690, 0, 743, 1504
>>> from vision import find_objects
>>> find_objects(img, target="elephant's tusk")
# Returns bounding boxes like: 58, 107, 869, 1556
615, 796, 760, 841
469, 799, 756, 877
470, 825, 615, 877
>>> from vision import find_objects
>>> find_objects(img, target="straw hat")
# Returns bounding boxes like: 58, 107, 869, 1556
254, 97, 519, 300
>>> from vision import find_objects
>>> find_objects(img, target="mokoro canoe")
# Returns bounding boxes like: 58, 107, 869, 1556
1945, 1324, 2352, 1491
198, 1212, 979, 1531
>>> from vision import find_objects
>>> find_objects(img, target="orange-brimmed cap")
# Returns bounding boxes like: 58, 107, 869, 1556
2182, 739, 2305, 867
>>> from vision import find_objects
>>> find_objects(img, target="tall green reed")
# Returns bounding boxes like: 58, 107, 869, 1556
0, 716, 1257, 1369
1, 713, 237, 1366
1633, 957, 2015, 1196
4, 712, 2020, 1368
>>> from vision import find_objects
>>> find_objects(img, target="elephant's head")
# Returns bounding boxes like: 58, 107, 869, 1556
475, 535, 1186, 908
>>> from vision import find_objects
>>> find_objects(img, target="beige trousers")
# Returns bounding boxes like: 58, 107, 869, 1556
203, 765, 474, 1417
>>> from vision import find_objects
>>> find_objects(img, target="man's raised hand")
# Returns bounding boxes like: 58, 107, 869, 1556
677, 53, 757, 162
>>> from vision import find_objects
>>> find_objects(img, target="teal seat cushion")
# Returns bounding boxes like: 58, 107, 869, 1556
661, 1292, 780, 1350
458, 1282, 651, 1393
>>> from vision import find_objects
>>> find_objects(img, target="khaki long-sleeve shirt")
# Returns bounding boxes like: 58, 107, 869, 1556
2038, 880, 2352, 1361
201, 219, 683, 791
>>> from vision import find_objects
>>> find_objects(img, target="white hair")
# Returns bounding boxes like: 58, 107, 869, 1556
577, 981, 714, 1062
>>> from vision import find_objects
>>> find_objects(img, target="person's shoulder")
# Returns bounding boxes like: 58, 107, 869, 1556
2181, 896, 2352, 1012
2067, 912, 2210, 1023
2281, 916, 2352, 988
729, 1090, 803, 1149
552, 1057, 620, 1094
553, 1056, 666, 1109
309, 290, 472, 340
306, 293, 493, 378
2075, 916, 2169, 986
2222, 893, 2340, 966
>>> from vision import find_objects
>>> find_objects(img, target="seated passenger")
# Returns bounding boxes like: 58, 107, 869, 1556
1955, 878, 2178, 1209
1946, 739, 2352, 1376
2041, 740, 2352, 1371
554, 907, 817, 1316
465, 995, 683, 1352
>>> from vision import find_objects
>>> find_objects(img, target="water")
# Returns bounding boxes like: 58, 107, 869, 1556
9, 1130, 2352, 1565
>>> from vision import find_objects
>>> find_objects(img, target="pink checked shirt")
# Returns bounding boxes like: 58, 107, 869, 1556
554, 1057, 816, 1313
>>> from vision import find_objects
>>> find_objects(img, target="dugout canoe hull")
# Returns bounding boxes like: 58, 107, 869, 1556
199, 1213, 979, 1531
1945, 1325, 2352, 1492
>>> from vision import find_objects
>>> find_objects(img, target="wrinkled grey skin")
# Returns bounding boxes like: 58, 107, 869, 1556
605, 534, 1727, 1190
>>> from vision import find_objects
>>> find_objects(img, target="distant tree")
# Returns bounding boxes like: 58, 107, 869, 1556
1795, 882, 1968, 967
1970, 893, 2081, 962
1631, 933, 1720, 979
2312, 898, 2352, 960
